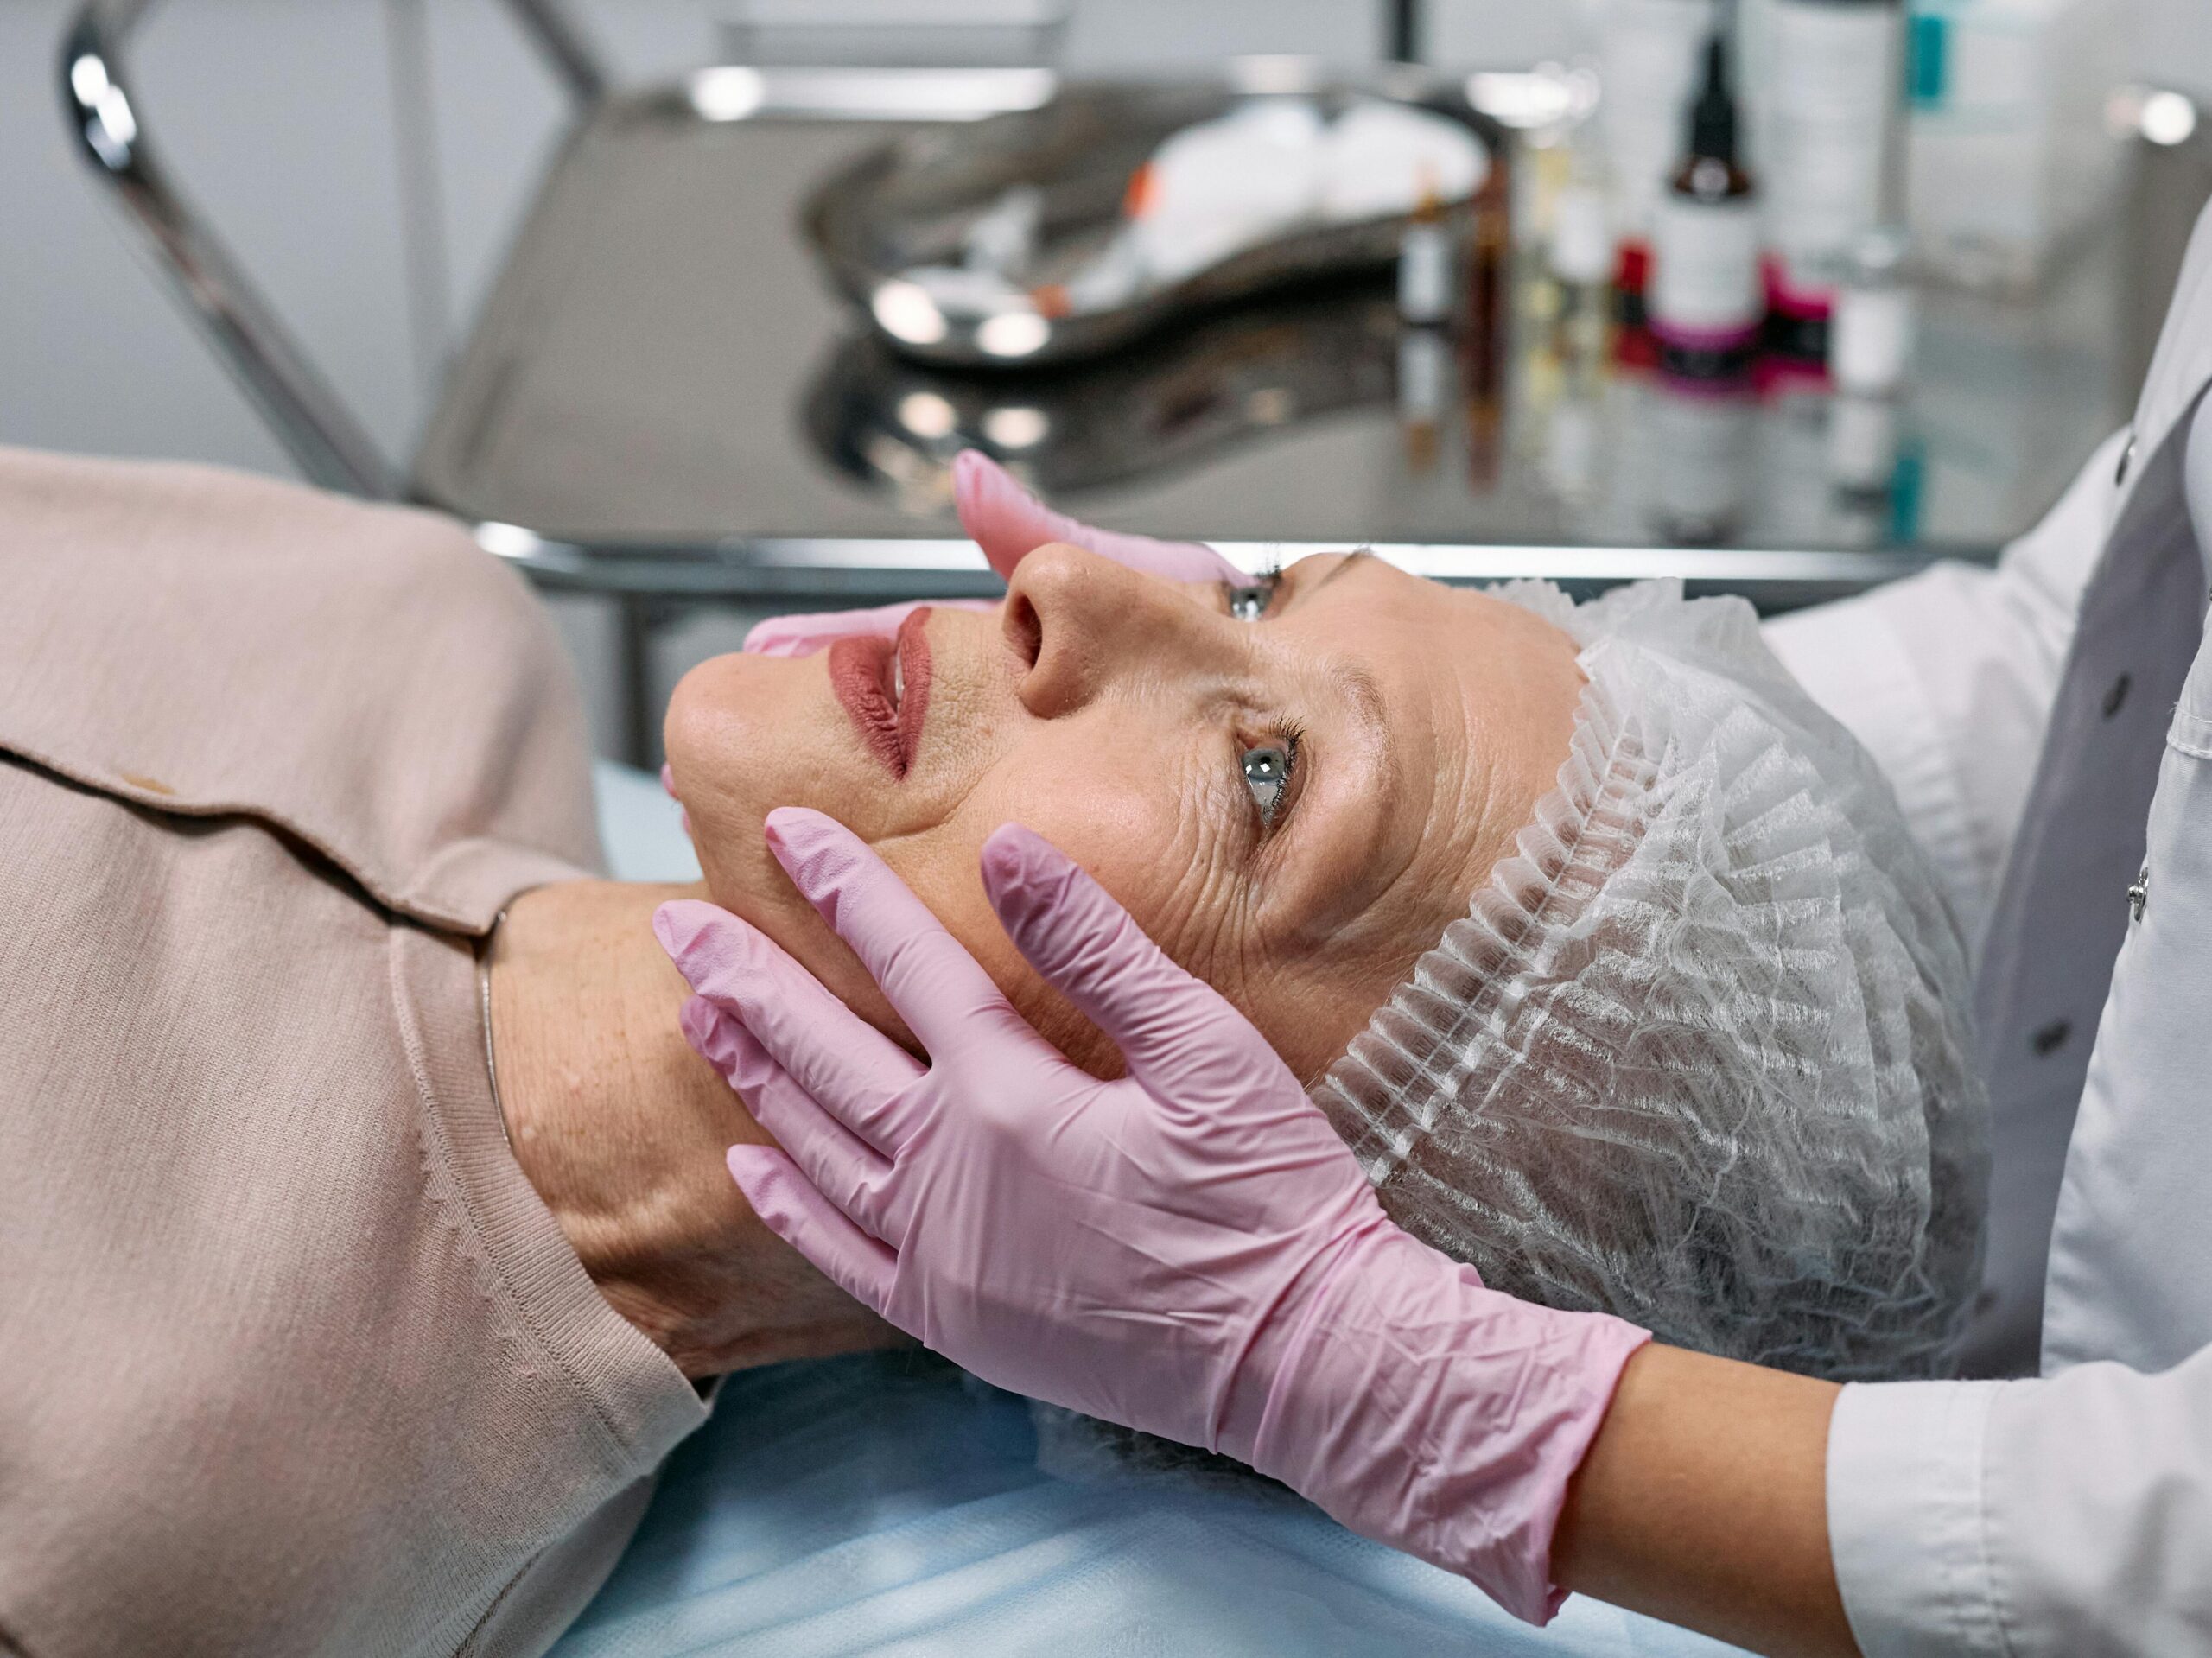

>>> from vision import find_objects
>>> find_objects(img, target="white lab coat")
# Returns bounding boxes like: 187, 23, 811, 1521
1759, 197, 2212, 1655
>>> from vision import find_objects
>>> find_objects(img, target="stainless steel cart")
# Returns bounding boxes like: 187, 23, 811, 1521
60, 0, 2212, 762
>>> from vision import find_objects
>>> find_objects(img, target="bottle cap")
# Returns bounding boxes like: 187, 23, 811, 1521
1551, 185, 1614, 285
1832, 283, 1914, 395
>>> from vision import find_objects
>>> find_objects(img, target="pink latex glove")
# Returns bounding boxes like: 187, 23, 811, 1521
946, 447, 1238, 585
739, 450, 1239, 657
652, 810, 1650, 1624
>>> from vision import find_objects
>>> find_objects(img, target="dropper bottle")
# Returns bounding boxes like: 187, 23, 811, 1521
1649, 32, 1763, 378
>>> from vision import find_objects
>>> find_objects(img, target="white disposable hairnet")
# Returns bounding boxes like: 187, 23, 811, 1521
1308, 580, 1988, 1381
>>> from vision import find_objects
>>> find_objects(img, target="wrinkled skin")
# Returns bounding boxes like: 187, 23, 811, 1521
664, 546, 1585, 1082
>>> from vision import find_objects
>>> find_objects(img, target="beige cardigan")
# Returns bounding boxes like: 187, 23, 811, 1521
0, 449, 705, 1657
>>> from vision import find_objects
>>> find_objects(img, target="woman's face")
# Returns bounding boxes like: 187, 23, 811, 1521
664, 548, 1585, 1079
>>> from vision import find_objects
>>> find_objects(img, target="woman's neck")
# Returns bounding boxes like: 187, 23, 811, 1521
488, 879, 892, 1376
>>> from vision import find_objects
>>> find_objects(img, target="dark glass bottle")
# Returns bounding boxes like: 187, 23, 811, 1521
1649, 34, 1763, 379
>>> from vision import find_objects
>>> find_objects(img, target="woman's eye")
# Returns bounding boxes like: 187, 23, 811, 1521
1242, 743, 1293, 827
1226, 572, 1281, 622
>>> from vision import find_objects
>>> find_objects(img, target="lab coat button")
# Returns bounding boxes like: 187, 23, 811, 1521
2117, 434, 2136, 484
2102, 673, 2132, 717
2031, 1019, 2072, 1056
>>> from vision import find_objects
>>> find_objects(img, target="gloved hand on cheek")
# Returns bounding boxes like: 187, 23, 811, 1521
655, 809, 1649, 1625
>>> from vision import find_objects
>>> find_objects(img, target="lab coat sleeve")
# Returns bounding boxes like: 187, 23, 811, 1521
1828, 1344, 2212, 1656
1761, 429, 2124, 950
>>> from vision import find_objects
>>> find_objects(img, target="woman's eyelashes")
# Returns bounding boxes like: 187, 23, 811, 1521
1222, 563, 1285, 622
1240, 721, 1304, 831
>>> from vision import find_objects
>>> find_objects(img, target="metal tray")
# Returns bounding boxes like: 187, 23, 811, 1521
804, 278, 1408, 503
803, 69, 1509, 368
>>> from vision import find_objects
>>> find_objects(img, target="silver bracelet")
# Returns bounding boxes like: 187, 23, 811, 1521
479, 910, 512, 1149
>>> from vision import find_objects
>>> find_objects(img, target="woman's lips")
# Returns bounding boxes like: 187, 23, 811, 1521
827, 607, 932, 777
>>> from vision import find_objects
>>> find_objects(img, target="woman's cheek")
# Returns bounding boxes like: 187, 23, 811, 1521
889, 768, 1189, 1077
880, 830, 1124, 1076
965, 752, 1191, 905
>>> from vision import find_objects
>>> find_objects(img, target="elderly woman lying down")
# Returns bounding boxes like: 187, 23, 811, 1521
0, 447, 1980, 1658
661, 474, 1987, 1384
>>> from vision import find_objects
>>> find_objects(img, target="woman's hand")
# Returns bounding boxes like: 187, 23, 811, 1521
491, 880, 898, 1377
654, 809, 1649, 1625
738, 451, 1239, 657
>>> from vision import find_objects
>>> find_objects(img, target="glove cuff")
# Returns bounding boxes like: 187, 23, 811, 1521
1244, 1225, 1650, 1625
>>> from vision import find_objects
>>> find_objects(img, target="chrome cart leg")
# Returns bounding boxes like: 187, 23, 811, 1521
618, 596, 661, 772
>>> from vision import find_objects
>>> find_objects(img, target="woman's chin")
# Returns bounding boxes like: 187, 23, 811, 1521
661, 649, 1128, 1075
687, 828, 918, 1058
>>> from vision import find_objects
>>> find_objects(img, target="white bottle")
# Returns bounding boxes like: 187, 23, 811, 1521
1763, 0, 1903, 334
1596, 0, 1721, 251
1829, 230, 1916, 495
1549, 179, 1616, 368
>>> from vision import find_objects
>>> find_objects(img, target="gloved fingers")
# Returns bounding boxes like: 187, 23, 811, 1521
982, 823, 1273, 1105
763, 808, 1026, 1076
655, 899, 924, 1125
727, 1144, 899, 1318
953, 449, 1239, 587
684, 999, 903, 1240
744, 598, 995, 659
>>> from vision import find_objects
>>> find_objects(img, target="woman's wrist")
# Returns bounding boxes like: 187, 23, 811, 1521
492, 880, 895, 1376
1552, 1344, 1854, 1657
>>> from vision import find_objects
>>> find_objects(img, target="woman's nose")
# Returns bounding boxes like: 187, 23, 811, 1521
1001, 542, 1230, 719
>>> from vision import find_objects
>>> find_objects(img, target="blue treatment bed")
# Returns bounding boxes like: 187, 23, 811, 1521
577, 765, 1747, 1658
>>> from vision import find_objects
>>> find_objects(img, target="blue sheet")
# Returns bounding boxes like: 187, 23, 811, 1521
552, 1352, 1747, 1658
592, 759, 701, 883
